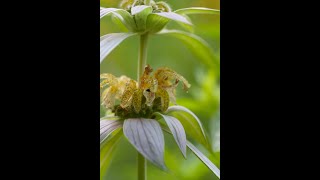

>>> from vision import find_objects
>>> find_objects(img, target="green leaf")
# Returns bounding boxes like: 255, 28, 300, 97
146, 12, 192, 34
100, 7, 118, 19
176, 14, 194, 33
154, 112, 187, 158
131, 5, 153, 31
146, 14, 170, 33
153, 12, 192, 25
100, 7, 136, 31
100, 129, 123, 180
166, 105, 209, 150
187, 141, 220, 179
100, 33, 136, 63
156, 29, 218, 70
111, 14, 129, 32
123, 118, 166, 170
100, 120, 123, 144
175, 7, 220, 15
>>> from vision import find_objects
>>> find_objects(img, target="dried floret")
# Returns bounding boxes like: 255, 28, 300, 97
120, 79, 137, 108
101, 86, 118, 109
132, 89, 143, 113
155, 88, 169, 112
100, 73, 118, 89
100, 75, 136, 110
139, 65, 155, 90
154, 67, 191, 91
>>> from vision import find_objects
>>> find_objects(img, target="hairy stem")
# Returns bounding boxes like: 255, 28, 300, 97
138, 152, 147, 180
137, 33, 149, 84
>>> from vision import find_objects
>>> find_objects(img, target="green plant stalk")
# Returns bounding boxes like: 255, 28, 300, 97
137, 33, 149, 84
137, 33, 149, 180
138, 152, 147, 180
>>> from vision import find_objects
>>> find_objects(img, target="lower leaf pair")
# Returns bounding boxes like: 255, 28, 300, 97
100, 105, 220, 179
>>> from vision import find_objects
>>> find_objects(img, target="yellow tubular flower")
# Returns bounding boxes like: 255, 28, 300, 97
155, 88, 169, 112
120, 79, 137, 108
132, 89, 143, 113
101, 86, 117, 109
100, 73, 118, 89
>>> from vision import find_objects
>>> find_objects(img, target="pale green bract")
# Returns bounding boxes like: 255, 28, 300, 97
161, 126, 220, 179
123, 118, 166, 170
153, 112, 187, 158
100, 33, 136, 63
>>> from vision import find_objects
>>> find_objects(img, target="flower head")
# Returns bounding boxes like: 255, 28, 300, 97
100, 65, 190, 118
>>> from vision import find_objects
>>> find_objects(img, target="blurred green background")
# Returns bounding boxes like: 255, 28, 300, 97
100, 0, 220, 179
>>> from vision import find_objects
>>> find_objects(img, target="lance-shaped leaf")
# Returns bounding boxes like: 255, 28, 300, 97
153, 12, 192, 25
100, 33, 136, 63
100, 120, 123, 144
146, 12, 192, 33
154, 112, 187, 158
100, 7, 118, 19
123, 118, 166, 170
157, 29, 218, 70
176, 14, 194, 33
174, 7, 220, 32
166, 105, 209, 149
100, 130, 123, 180
175, 7, 220, 15
161, 127, 220, 179
100, 7, 136, 31
131, 5, 152, 31
187, 141, 220, 179
111, 14, 129, 32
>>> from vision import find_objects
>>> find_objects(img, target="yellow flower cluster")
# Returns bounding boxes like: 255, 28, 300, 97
100, 65, 190, 115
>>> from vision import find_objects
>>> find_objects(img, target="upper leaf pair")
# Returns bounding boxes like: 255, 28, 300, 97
100, 4, 191, 34
100, 3, 220, 64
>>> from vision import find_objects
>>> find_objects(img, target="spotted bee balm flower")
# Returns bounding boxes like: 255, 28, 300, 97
100, 0, 220, 179
100, 66, 219, 178
101, 65, 191, 116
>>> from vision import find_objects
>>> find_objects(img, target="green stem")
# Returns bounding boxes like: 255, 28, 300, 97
137, 33, 149, 84
138, 152, 147, 180
137, 33, 149, 180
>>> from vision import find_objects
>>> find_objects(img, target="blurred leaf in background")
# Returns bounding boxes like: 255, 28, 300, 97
100, 0, 220, 179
